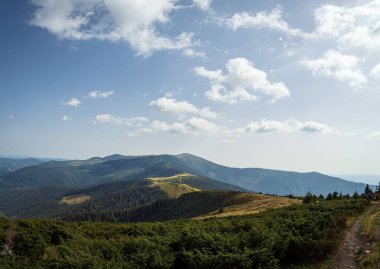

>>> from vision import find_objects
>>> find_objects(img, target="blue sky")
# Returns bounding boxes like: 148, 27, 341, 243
1, 0, 380, 175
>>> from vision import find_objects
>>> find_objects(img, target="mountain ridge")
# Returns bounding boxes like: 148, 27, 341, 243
0, 153, 369, 196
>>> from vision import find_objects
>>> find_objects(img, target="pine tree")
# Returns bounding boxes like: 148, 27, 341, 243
364, 184, 373, 194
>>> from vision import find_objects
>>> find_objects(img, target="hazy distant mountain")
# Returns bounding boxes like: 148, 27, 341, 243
0, 157, 45, 176
175, 154, 368, 196
0, 153, 368, 196
336, 175, 380, 185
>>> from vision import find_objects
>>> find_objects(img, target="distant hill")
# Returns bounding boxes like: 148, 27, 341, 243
0, 157, 45, 176
174, 154, 369, 196
336, 175, 380, 186
0, 153, 368, 196
0, 170, 245, 219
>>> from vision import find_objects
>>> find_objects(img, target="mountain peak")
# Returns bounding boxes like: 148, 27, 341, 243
103, 154, 128, 161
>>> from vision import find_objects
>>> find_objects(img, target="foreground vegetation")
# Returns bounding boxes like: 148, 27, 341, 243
0, 199, 368, 268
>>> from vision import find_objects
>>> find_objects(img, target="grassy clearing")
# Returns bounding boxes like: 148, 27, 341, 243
357, 201, 380, 269
147, 173, 200, 198
59, 194, 91, 205
195, 193, 301, 219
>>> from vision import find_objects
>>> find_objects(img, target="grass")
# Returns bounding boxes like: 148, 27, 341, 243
357, 201, 380, 269
147, 173, 200, 198
195, 193, 301, 219
59, 194, 91, 205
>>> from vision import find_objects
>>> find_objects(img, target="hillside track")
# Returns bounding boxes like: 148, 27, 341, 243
332, 202, 380, 269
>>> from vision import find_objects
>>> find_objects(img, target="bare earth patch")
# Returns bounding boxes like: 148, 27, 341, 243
59, 194, 91, 205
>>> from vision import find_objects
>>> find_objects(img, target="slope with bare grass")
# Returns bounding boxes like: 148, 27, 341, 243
147, 173, 200, 198
195, 193, 301, 219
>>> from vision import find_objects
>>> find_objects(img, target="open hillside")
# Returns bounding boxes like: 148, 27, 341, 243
195, 193, 301, 219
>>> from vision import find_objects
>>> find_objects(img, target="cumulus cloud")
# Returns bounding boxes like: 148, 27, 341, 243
95, 114, 124, 125
227, 118, 336, 136
126, 117, 150, 127
63, 97, 81, 107
127, 117, 336, 137
30, 0, 197, 57
148, 117, 219, 135
301, 50, 367, 88
193, 0, 212, 11
195, 57, 290, 104
62, 115, 72, 121
370, 63, 380, 79
149, 97, 219, 118
312, 0, 380, 50
95, 114, 149, 126
223, 7, 306, 37
222, 1, 380, 51
182, 48, 207, 58
88, 90, 114, 98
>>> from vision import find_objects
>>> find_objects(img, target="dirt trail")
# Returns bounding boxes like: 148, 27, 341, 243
332, 202, 379, 269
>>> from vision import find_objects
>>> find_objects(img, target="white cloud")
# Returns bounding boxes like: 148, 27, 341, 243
149, 97, 219, 118
151, 117, 219, 134
132, 117, 220, 136
126, 117, 150, 127
367, 131, 380, 139
300, 121, 334, 133
370, 63, 380, 79
193, 0, 212, 11
30, 0, 197, 57
150, 121, 189, 134
95, 114, 123, 125
223, 7, 307, 37
88, 90, 114, 98
63, 97, 81, 107
220, 1, 380, 53
95, 114, 149, 126
182, 48, 206, 58
227, 118, 336, 136
62, 115, 72, 121
312, 1, 380, 50
301, 50, 367, 88
194, 66, 224, 81
128, 117, 337, 137
186, 117, 219, 132
195, 57, 290, 104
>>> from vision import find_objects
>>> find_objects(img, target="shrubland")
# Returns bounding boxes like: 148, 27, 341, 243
0, 199, 368, 268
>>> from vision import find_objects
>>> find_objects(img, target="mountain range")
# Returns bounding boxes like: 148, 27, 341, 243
0, 153, 369, 196
0, 153, 370, 221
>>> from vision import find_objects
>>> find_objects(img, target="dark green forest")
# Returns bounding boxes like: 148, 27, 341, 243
0, 199, 368, 268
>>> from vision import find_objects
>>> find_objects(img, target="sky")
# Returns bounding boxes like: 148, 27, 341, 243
1, 0, 380, 176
